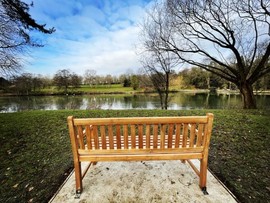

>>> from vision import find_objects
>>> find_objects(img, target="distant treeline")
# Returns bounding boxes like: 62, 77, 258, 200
0, 67, 269, 95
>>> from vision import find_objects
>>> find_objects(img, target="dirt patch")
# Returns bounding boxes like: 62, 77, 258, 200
50, 160, 237, 203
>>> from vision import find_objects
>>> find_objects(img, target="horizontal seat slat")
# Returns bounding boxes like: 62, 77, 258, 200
79, 153, 203, 162
78, 147, 203, 155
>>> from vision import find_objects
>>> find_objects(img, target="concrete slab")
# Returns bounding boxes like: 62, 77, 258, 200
50, 160, 237, 203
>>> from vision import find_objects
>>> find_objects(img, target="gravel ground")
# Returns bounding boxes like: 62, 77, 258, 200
50, 160, 237, 203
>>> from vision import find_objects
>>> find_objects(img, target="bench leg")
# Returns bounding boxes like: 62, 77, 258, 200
74, 160, 83, 196
199, 157, 209, 195
75, 190, 81, 199
201, 187, 209, 195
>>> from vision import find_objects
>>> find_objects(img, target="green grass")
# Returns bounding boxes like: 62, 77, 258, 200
39, 84, 144, 95
0, 109, 269, 202
78, 84, 140, 93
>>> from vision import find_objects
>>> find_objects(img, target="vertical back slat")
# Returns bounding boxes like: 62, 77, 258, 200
189, 124, 196, 147
108, 125, 114, 149
85, 125, 92, 150
146, 124, 150, 149
131, 124, 136, 149
160, 124, 166, 149
196, 124, 204, 147
168, 124, 174, 148
153, 124, 158, 148
123, 125, 128, 149
93, 125, 99, 149
116, 125, 121, 149
77, 125, 85, 149
182, 124, 188, 148
138, 124, 143, 148
175, 124, 181, 148
100, 125, 106, 149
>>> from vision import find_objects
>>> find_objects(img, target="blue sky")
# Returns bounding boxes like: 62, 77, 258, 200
23, 0, 153, 77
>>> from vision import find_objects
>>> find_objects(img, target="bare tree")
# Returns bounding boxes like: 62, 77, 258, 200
140, 4, 179, 109
143, 0, 270, 109
141, 51, 178, 109
105, 74, 113, 87
70, 73, 82, 88
53, 69, 71, 94
84, 69, 96, 86
11, 73, 33, 95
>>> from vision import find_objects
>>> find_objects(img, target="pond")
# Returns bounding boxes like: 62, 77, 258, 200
0, 92, 269, 112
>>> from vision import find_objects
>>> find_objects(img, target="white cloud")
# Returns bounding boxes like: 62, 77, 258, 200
23, 0, 151, 76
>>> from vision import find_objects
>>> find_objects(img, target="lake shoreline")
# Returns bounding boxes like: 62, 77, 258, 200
1, 88, 269, 97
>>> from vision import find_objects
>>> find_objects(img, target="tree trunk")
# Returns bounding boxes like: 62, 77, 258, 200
239, 83, 257, 109
164, 93, 168, 110
65, 85, 68, 94
158, 90, 164, 109
164, 72, 170, 110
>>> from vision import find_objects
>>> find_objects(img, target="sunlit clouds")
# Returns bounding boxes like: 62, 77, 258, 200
23, 0, 152, 76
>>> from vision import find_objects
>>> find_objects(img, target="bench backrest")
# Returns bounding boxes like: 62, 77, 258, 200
68, 113, 214, 153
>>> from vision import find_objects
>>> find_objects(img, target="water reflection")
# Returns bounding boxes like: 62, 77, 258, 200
0, 92, 269, 112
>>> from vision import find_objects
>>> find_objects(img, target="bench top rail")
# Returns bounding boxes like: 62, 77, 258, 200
72, 116, 209, 126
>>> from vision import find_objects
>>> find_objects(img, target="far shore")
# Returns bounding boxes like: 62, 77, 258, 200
1, 86, 270, 97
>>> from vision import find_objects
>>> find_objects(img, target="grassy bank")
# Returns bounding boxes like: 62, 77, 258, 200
1, 84, 192, 96
25, 84, 144, 95
0, 109, 269, 202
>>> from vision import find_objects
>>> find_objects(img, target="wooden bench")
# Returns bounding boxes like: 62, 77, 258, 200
67, 113, 214, 196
